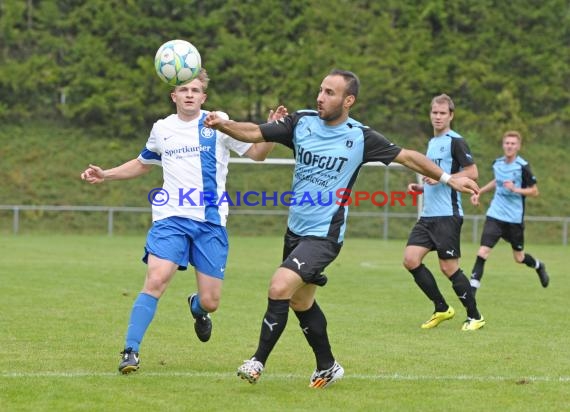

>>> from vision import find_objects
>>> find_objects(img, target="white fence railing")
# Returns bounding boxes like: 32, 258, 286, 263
0, 204, 568, 245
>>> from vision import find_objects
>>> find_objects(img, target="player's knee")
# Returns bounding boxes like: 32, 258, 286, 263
198, 294, 220, 313
403, 256, 420, 271
143, 277, 168, 297
268, 281, 291, 300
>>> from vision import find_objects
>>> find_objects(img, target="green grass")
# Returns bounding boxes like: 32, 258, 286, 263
1, 235, 568, 411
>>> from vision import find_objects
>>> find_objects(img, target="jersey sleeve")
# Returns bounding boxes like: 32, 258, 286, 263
362, 128, 402, 165
521, 163, 537, 188
224, 135, 253, 156
258, 112, 298, 149
215, 111, 254, 156
451, 137, 475, 167
137, 123, 162, 166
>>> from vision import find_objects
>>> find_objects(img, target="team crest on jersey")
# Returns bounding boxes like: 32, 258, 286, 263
346, 140, 353, 149
200, 127, 215, 139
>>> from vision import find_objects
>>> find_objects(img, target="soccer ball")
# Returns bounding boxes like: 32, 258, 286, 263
154, 39, 202, 86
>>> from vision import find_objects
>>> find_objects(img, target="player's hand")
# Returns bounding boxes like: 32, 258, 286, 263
204, 111, 224, 129
407, 183, 424, 193
448, 176, 479, 195
470, 193, 480, 206
267, 105, 288, 122
503, 180, 515, 191
422, 176, 439, 185
81, 164, 105, 184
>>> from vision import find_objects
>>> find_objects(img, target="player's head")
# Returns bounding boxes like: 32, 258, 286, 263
317, 69, 359, 125
502, 130, 522, 157
171, 68, 209, 119
503, 130, 522, 143
329, 69, 360, 99
431, 94, 455, 113
173, 68, 209, 92
430, 94, 455, 135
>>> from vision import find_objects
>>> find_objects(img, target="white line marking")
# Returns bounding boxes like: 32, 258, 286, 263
1, 371, 569, 382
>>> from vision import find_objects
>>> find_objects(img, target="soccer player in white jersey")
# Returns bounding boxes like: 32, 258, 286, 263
80, 69, 280, 374
469, 130, 549, 296
204, 69, 479, 388
403, 94, 485, 331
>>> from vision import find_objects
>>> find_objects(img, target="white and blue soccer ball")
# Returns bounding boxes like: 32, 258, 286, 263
154, 39, 202, 86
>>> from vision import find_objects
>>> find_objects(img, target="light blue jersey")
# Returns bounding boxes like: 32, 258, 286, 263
487, 155, 536, 224
260, 110, 402, 242
422, 130, 474, 217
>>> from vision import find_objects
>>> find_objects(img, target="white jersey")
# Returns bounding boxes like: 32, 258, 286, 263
137, 111, 252, 226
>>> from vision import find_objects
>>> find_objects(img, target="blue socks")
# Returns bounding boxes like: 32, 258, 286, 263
125, 292, 158, 352
190, 294, 208, 318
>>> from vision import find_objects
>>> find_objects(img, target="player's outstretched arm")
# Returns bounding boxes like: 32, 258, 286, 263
80, 159, 152, 184
446, 175, 480, 195
204, 111, 265, 143
243, 105, 288, 161
395, 148, 479, 195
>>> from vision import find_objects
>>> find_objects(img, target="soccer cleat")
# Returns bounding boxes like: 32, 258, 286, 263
421, 306, 455, 329
461, 316, 486, 331
237, 358, 264, 384
118, 347, 140, 374
309, 361, 344, 388
536, 262, 550, 288
188, 293, 212, 342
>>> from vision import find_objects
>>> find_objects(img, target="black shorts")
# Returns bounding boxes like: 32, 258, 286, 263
480, 216, 525, 251
406, 216, 463, 260
280, 228, 343, 286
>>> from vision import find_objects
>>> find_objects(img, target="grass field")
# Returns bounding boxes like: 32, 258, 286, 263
1, 235, 568, 411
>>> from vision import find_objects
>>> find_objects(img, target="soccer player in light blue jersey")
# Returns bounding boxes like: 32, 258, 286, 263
469, 130, 549, 296
205, 70, 479, 388
81, 69, 279, 374
403, 94, 485, 331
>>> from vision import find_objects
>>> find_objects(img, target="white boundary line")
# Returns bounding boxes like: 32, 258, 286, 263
2, 371, 569, 382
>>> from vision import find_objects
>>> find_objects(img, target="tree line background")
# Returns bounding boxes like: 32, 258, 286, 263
1, 0, 568, 141
0, 0, 569, 238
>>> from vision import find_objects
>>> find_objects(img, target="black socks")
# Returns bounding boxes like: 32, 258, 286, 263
409, 264, 448, 312
252, 298, 290, 365
294, 301, 334, 370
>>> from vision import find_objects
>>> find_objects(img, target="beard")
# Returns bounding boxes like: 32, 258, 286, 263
318, 105, 344, 123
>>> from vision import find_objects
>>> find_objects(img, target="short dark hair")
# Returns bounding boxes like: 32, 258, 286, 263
329, 69, 360, 98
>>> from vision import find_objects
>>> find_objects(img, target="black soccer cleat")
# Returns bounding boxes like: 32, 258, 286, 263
188, 293, 212, 342
118, 347, 140, 374
536, 262, 550, 288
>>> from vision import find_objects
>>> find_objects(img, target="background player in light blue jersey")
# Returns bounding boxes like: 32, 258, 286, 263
404, 94, 485, 331
205, 70, 479, 388
469, 130, 549, 296
81, 69, 279, 374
